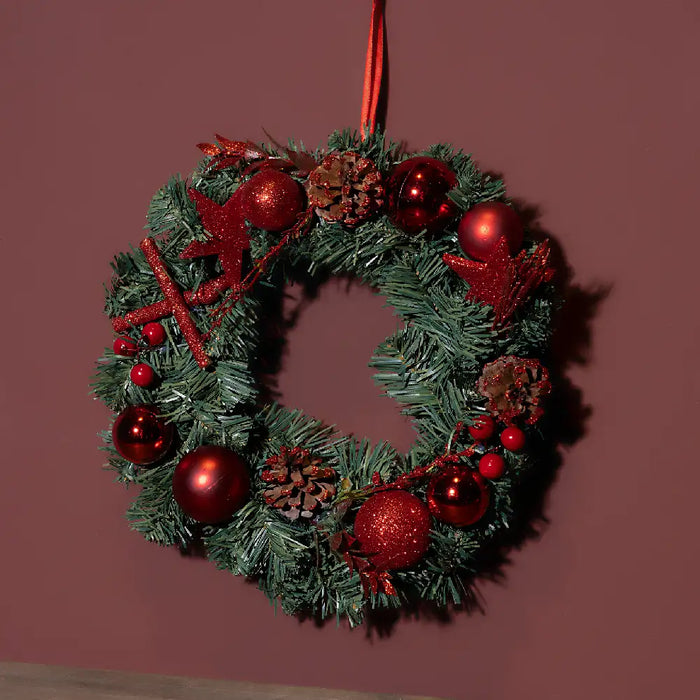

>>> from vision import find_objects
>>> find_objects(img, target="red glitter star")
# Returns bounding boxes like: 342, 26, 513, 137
443, 237, 553, 326
443, 236, 514, 307
181, 188, 250, 288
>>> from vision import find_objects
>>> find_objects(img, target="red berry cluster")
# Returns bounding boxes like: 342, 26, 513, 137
112, 321, 165, 389
466, 415, 527, 480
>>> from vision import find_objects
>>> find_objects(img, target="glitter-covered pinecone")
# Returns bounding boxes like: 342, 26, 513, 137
477, 356, 551, 424
305, 151, 383, 226
260, 446, 337, 521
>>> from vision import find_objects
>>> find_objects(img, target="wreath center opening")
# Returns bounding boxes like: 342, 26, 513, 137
276, 278, 416, 454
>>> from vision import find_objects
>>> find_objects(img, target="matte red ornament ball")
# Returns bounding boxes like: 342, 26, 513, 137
468, 415, 495, 442
500, 426, 526, 452
478, 453, 505, 480
113, 336, 138, 356
172, 445, 250, 524
354, 490, 431, 570
457, 201, 524, 261
385, 156, 459, 235
426, 466, 489, 527
142, 322, 166, 346
112, 404, 174, 465
240, 170, 305, 232
130, 363, 156, 387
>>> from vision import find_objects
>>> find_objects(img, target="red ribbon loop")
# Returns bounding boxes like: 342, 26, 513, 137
360, 0, 385, 138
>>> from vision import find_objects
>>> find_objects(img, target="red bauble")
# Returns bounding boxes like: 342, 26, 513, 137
457, 202, 524, 261
240, 170, 305, 232
467, 415, 495, 442
354, 490, 431, 570
478, 453, 505, 480
385, 156, 458, 235
142, 322, 166, 346
500, 426, 526, 452
426, 466, 489, 527
112, 404, 174, 465
172, 445, 250, 523
113, 336, 138, 356
130, 363, 156, 387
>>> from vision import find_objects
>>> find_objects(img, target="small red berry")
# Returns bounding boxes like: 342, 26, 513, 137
142, 322, 166, 346
478, 453, 505, 479
467, 415, 495, 441
113, 336, 138, 356
130, 363, 156, 387
500, 426, 526, 452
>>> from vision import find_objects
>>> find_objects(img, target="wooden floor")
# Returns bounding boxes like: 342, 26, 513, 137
0, 662, 442, 700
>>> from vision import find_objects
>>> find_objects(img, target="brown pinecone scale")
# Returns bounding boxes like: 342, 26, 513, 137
261, 446, 337, 521
306, 151, 383, 226
477, 355, 551, 424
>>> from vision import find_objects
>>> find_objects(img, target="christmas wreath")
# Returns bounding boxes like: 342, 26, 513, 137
93, 129, 558, 625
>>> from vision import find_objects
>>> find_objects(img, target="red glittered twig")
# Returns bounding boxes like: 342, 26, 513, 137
140, 237, 211, 368
111, 275, 229, 333
205, 207, 315, 335
365, 422, 475, 494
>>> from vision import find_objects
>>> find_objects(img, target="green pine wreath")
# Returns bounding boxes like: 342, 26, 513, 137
93, 129, 559, 626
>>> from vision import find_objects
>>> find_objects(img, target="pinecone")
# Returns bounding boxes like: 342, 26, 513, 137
260, 446, 337, 521
477, 356, 551, 424
306, 151, 383, 226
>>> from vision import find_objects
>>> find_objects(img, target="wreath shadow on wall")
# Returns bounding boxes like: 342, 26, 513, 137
177, 197, 610, 638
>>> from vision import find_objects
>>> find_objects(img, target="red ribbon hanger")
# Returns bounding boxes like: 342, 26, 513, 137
360, 0, 385, 137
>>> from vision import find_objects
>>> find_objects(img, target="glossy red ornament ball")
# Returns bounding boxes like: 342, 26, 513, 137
112, 404, 174, 465
354, 490, 431, 570
172, 446, 250, 524
426, 466, 489, 527
500, 426, 526, 452
142, 322, 166, 346
113, 336, 138, 356
467, 415, 495, 442
385, 156, 458, 235
240, 170, 305, 232
130, 363, 156, 387
457, 201, 524, 261
478, 453, 505, 479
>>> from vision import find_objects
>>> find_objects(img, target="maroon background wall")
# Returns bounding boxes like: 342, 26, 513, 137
2, 1, 699, 698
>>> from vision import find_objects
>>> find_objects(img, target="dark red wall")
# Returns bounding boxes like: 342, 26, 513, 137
2, 2, 699, 698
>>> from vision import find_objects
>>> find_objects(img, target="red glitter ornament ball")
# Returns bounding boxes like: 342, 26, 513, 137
426, 466, 489, 527
478, 453, 505, 480
142, 322, 166, 346
112, 404, 174, 465
113, 336, 137, 356
130, 363, 156, 388
457, 202, 524, 261
500, 426, 526, 452
354, 490, 431, 570
240, 170, 305, 232
172, 445, 250, 523
468, 415, 495, 442
385, 156, 458, 235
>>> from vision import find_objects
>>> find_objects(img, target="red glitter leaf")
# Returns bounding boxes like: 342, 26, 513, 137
381, 574, 397, 597
262, 128, 318, 175
207, 155, 245, 173
241, 158, 296, 177
215, 134, 267, 160
197, 142, 221, 156
344, 552, 354, 575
